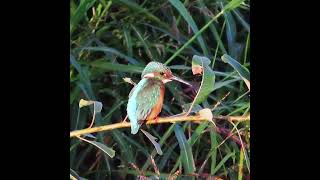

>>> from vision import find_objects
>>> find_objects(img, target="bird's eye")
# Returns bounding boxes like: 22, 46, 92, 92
160, 72, 165, 76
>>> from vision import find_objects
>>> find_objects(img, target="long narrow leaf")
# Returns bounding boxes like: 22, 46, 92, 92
70, 0, 96, 33
174, 124, 195, 174
86, 140, 115, 158
221, 54, 250, 90
81, 46, 141, 65
89, 59, 144, 73
169, 0, 208, 56
141, 129, 163, 155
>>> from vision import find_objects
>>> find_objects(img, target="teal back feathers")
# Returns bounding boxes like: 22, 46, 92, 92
127, 78, 148, 134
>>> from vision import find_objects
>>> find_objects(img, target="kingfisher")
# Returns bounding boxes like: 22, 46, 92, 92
127, 61, 191, 134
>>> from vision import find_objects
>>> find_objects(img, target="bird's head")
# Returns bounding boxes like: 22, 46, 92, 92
141, 61, 191, 86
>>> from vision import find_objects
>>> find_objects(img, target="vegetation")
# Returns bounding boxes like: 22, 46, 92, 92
70, 0, 250, 179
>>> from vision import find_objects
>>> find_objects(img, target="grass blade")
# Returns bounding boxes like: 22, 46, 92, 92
211, 152, 235, 175
190, 55, 215, 105
165, 0, 244, 65
238, 148, 244, 180
112, 130, 135, 163
123, 27, 133, 57
158, 142, 178, 171
197, 0, 227, 54
169, 0, 209, 56
233, 9, 250, 33
70, 168, 81, 179
86, 140, 115, 158
70, 0, 96, 34
81, 46, 141, 65
174, 124, 195, 175
210, 131, 218, 175
141, 129, 163, 155
142, 124, 176, 171
221, 54, 250, 90
89, 59, 144, 73
113, 0, 169, 30
224, 0, 244, 11
223, 8, 237, 58
213, 78, 241, 91
131, 25, 153, 59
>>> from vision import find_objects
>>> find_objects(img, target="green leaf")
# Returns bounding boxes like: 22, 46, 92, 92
174, 124, 195, 175
89, 59, 144, 73
164, 0, 244, 65
221, 54, 250, 90
238, 148, 244, 180
70, 0, 96, 34
213, 78, 241, 91
169, 0, 208, 56
70, 55, 88, 82
86, 140, 115, 158
188, 122, 209, 146
83, 133, 96, 139
210, 131, 218, 175
141, 129, 163, 155
79, 99, 102, 113
131, 25, 153, 59
211, 152, 235, 175
168, 65, 191, 70
81, 46, 141, 65
224, 0, 244, 12
233, 9, 250, 33
121, 132, 149, 157
113, 0, 169, 30
158, 142, 178, 171
78, 99, 102, 127
123, 27, 133, 57
223, 10, 237, 58
70, 169, 80, 179
197, 0, 227, 54
112, 130, 135, 163
191, 55, 215, 104
142, 124, 175, 171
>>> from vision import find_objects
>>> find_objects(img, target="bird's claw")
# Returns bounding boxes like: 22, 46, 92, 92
153, 117, 159, 123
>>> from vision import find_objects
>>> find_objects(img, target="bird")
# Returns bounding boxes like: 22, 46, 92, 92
127, 61, 191, 134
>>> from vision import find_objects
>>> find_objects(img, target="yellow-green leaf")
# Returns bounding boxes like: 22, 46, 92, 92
221, 54, 250, 90
141, 129, 163, 156
174, 124, 195, 174
191, 55, 215, 104
79, 99, 102, 113
86, 140, 115, 158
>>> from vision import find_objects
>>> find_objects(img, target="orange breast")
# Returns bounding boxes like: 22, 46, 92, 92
146, 85, 165, 120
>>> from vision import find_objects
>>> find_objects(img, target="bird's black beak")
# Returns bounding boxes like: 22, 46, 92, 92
170, 75, 192, 86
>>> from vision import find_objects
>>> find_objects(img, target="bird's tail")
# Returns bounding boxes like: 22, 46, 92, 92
131, 123, 140, 134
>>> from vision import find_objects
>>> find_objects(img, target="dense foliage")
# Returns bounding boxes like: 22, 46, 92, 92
70, 0, 250, 179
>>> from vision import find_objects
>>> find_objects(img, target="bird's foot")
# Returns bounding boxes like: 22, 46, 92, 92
122, 115, 128, 122
153, 117, 159, 123
138, 120, 145, 125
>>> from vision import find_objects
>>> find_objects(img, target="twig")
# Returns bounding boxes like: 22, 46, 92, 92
70, 115, 206, 138
213, 113, 250, 122
70, 114, 249, 138
229, 120, 250, 173
212, 91, 230, 111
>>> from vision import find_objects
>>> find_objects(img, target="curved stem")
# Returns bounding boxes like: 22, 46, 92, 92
70, 114, 249, 138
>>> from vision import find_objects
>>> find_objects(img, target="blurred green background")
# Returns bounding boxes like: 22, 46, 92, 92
70, 0, 250, 179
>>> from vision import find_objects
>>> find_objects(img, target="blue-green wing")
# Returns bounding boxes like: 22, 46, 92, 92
127, 78, 148, 134
127, 79, 161, 134
136, 80, 161, 121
